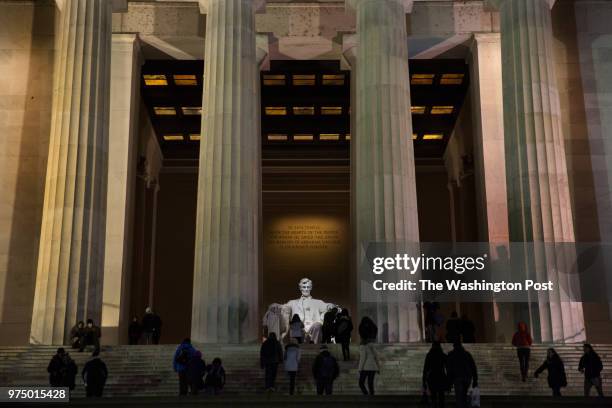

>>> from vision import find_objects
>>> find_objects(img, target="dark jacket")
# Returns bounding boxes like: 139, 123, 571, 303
312, 350, 339, 380
460, 318, 476, 343
82, 358, 108, 388
128, 321, 142, 339
334, 316, 353, 343
446, 318, 461, 343
512, 323, 533, 348
579, 352, 603, 379
47, 355, 64, 387
186, 355, 207, 390
447, 345, 478, 387
204, 364, 226, 389
69, 325, 84, 342
61, 355, 78, 390
260, 337, 283, 367
142, 313, 162, 333
173, 341, 196, 372
422, 347, 448, 391
535, 356, 567, 389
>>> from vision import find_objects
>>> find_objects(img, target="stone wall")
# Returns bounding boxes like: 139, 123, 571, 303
0, 1, 55, 345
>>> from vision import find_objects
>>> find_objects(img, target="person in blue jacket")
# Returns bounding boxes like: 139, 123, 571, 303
173, 338, 196, 395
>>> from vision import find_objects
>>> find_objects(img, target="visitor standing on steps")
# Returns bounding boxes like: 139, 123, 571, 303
358, 316, 378, 344
534, 348, 567, 397
82, 349, 108, 398
322, 307, 338, 344
445, 312, 461, 344
579, 343, 605, 397
173, 338, 195, 396
358, 339, 381, 395
284, 339, 301, 395
447, 342, 478, 408
289, 314, 305, 344
335, 309, 354, 361
312, 345, 339, 395
511, 322, 533, 382
128, 316, 142, 345
422, 342, 448, 408
142, 307, 162, 345
260, 332, 283, 392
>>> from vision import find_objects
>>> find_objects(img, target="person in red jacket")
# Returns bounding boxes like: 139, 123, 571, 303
512, 322, 533, 382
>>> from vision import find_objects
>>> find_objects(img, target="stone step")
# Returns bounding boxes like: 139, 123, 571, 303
0, 344, 610, 397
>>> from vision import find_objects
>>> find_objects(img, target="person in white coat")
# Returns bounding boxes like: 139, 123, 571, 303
358, 340, 381, 395
284, 340, 301, 395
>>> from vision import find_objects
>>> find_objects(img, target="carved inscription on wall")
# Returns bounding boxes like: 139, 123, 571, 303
269, 224, 340, 250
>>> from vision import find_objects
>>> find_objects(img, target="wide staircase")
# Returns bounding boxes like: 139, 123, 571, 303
0, 343, 610, 399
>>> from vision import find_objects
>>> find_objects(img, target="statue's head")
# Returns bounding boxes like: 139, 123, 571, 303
298, 278, 313, 297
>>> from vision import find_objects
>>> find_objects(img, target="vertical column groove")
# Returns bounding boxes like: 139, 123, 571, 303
30, 0, 111, 345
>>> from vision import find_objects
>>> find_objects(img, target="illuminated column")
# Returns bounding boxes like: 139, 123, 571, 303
30, 0, 113, 345
192, 0, 266, 343
101, 34, 142, 345
494, 0, 585, 342
345, 0, 421, 342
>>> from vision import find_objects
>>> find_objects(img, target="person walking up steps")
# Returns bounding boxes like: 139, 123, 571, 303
534, 348, 567, 397
284, 339, 301, 395
358, 339, 381, 395
512, 322, 532, 382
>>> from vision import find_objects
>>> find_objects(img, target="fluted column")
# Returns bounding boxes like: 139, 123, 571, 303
495, 0, 584, 342
346, 0, 421, 342
192, 0, 265, 343
30, 0, 112, 345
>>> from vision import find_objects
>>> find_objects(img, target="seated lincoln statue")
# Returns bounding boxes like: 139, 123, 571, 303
263, 278, 339, 344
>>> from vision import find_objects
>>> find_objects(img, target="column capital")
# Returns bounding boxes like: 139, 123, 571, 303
486, 0, 556, 11
341, 33, 358, 68
346, 0, 413, 13
199, 0, 266, 14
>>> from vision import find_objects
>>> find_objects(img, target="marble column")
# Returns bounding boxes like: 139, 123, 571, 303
30, 0, 112, 345
192, 0, 265, 343
495, 0, 585, 342
345, 0, 421, 342
101, 34, 141, 345
469, 33, 514, 342
469, 33, 509, 244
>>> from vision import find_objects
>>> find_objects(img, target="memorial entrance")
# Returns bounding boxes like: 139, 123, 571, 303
134, 59, 474, 343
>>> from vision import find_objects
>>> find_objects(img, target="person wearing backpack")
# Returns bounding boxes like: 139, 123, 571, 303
579, 343, 604, 397
173, 338, 195, 395
284, 339, 301, 395
260, 332, 283, 392
204, 357, 226, 395
312, 345, 339, 395
335, 309, 353, 361
358, 340, 381, 395
82, 350, 108, 397
534, 348, 567, 397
